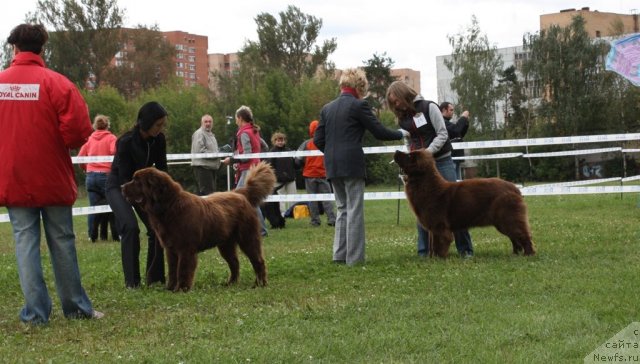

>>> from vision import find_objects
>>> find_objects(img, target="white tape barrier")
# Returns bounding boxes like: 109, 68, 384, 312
453, 152, 522, 160
520, 185, 640, 195
454, 133, 640, 150
71, 132, 640, 164
528, 177, 622, 188
3, 183, 640, 223
522, 147, 621, 158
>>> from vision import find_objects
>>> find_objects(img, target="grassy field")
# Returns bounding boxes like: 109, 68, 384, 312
0, 192, 638, 363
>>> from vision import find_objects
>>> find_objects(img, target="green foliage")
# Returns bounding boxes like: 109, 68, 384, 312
445, 15, 504, 140
241, 5, 337, 84
523, 16, 608, 136
498, 65, 532, 140
364, 109, 402, 185
33, 0, 124, 86
102, 25, 176, 99
82, 86, 133, 136
1, 193, 639, 362
363, 52, 396, 114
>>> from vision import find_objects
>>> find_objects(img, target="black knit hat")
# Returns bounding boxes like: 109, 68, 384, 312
137, 101, 168, 131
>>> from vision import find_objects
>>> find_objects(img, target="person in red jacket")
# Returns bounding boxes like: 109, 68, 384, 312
221, 105, 268, 236
77, 114, 117, 241
0, 24, 103, 324
296, 120, 336, 227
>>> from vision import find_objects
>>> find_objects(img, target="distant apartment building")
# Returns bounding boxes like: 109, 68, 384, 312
436, 7, 637, 125
207, 53, 240, 92
162, 31, 209, 88
391, 68, 421, 94
540, 7, 638, 37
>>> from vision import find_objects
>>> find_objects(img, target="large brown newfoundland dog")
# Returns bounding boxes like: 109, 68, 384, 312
122, 162, 275, 291
394, 149, 535, 258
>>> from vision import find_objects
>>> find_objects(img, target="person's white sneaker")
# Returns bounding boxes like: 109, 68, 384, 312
91, 310, 105, 319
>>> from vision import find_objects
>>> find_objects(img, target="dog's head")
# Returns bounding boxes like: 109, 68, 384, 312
122, 168, 180, 214
393, 149, 434, 176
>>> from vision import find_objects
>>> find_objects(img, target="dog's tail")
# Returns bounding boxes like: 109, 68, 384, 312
236, 161, 277, 207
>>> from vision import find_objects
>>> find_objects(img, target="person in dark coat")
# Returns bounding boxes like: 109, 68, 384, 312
314, 68, 409, 266
106, 101, 168, 289
441, 101, 470, 180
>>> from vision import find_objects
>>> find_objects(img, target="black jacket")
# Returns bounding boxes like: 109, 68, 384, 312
398, 98, 452, 158
445, 116, 469, 158
266, 146, 296, 183
106, 127, 168, 189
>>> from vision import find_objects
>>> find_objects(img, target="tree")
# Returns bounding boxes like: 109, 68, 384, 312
240, 5, 337, 84
102, 25, 176, 99
32, 0, 124, 86
445, 15, 504, 140
363, 52, 396, 115
497, 65, 529, 137
523, 15, 605, 137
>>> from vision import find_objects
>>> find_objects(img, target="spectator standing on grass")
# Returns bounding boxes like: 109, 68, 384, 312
266, 132, 297, 214
222, 105, 269, 236
0, 23, 103, 324
106, 101, 168, 289
314, 68, 410, 266
386, 81, 474, 259
77, 114, 117, 241
296, 120, 336, 227
441, 102, 470, 181
191, 114, 220, 195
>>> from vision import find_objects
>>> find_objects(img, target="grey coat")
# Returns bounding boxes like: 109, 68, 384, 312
315, 93, 403, 180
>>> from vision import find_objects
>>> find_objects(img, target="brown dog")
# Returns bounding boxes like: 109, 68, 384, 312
394, 149, 535, 257
122, 162, 275, 291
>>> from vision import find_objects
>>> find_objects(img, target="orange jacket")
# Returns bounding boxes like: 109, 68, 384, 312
300, 120, 327, 178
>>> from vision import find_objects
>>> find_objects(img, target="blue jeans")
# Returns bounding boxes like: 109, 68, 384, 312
86, 172, 108, 235
416, 156, 474, 256
237, 169, 268, 236
8, 206, 94, 324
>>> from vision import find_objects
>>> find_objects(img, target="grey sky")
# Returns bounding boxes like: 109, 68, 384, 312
2, 0, 637, 99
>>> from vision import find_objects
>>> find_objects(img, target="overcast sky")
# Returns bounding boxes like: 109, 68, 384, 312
2, 0, 637, 99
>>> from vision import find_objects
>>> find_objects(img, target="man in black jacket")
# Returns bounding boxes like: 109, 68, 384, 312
314, 68, 409, 266
441, 102, 470, 180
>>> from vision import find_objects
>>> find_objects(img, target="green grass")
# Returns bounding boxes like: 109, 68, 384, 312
0, 192, 639, 363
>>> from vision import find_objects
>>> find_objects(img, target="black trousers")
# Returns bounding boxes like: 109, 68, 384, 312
193, 166, 217, 196
106, 187, 165, 288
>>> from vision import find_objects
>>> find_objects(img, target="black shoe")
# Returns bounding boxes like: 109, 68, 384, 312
327, 222, 335, 226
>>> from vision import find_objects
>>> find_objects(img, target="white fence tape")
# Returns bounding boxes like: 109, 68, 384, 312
453, 152, 523, 160
2, 183, 639, 223
522, 147, 621, 158
453, 133, 640, 150
529, 177, 622, 188
4, 133, 640, 224
71, 132, 640, 163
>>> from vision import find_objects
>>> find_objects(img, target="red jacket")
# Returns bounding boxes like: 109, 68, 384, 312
0, 52, 92, 207
78, 130, 117, 173
235, 123, 261, 172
